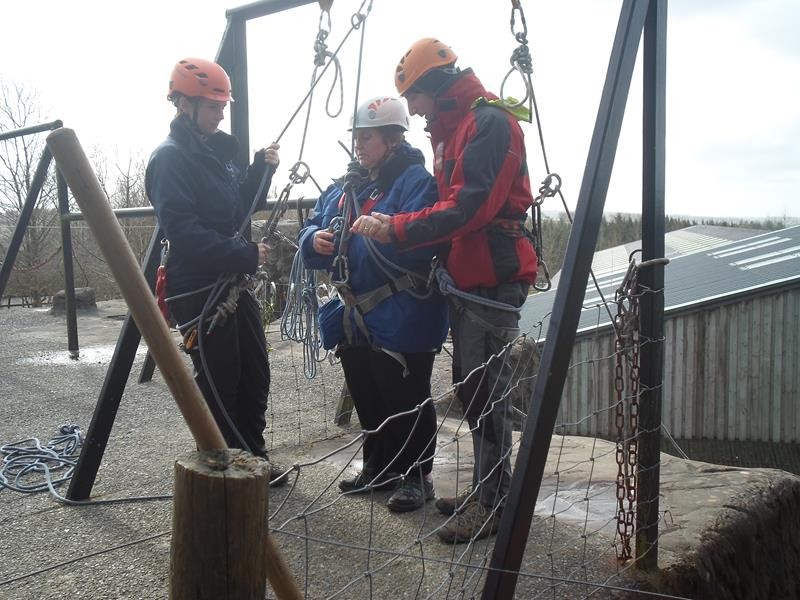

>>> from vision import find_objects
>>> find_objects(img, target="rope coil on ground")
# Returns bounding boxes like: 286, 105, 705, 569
0, 424, 83, 494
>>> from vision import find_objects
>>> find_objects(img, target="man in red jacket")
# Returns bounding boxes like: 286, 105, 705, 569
354, 38, 537, 543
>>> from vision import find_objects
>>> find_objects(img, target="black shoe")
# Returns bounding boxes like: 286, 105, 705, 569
339, 470, 399, 494
387, 476, 435, 513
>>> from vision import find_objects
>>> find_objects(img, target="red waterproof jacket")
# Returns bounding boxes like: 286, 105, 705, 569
391, 69, 538, 291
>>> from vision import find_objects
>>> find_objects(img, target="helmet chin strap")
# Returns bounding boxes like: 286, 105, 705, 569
177, 96, 207, 138
190, 97, 205, 138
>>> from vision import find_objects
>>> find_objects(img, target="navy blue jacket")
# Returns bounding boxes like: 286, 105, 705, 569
145, 115, 269, 295
299, 143, 449, 353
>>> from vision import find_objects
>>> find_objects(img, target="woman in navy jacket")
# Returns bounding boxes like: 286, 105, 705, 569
299, 96, 447, 512
145, 58, 285, 483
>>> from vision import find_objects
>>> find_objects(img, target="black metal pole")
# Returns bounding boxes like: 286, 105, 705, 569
66, 228, 162, 500
61, 199, 314, 222
0, 148, 53, 300
482, 1, 651, 597
0, 119, 62, 142
62, 206, 156, 222
217, 16, 250, 170
636, 0, 667, 571
57, 170, 80, 358
138, 351, 157, 384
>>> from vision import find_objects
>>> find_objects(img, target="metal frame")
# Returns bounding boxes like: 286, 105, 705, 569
0, 120, 63, 308
636, 0, 667, 570
483, 0, 666, 596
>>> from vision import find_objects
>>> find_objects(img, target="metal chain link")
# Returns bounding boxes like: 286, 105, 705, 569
613, 254, 642, 562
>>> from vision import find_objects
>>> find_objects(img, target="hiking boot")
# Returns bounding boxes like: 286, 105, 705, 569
387, 476, 435, 513
434, 486, 475, 516
437, 501, 501, 544
338, 470, 399, 494
268, 462, 290, 488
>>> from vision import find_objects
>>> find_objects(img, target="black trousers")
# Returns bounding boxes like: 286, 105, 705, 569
169, 287, 270, 457
339, 346, 437, 478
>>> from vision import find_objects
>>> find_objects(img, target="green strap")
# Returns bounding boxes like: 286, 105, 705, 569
471, 96, 531, 122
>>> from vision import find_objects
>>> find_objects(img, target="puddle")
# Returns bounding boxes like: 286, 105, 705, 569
18, 344, 148, 366
535, 483, 618, 531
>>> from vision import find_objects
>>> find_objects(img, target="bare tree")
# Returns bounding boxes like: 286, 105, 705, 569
0, 80, 60, 306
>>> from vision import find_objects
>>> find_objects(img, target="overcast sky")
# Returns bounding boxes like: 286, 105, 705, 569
1, 0, 797, 220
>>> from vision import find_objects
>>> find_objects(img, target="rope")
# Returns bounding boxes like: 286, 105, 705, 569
236, 0, 376, 243
0, 424, 171, 506
500, 0, 534, 115
0, 424, 83, 494
279, 249, 329, 378
433, 264, 520, 313
495, 1, 617, 328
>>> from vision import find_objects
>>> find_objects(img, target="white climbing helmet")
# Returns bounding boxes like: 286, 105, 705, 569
349, 96, 411, 131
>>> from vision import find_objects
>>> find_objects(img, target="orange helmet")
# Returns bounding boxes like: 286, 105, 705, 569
168, 58, 234, 102
395, 38, 458, 96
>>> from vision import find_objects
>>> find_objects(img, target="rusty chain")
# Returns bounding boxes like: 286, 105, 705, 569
613, 254, 642, 562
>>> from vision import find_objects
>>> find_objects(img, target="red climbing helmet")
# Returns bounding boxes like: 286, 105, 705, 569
394, 38, 458, 96
168, 58, 234, 103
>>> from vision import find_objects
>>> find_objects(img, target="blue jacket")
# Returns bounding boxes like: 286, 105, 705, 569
299, 143, 448, 353
145, 115, 269, 295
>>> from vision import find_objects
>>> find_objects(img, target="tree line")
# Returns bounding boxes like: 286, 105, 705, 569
0, 81, 154, 306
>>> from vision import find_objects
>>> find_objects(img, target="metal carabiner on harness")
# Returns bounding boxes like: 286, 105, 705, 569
331, 254, 350, 286
535, 172, 561, 206
529, 173, 561, 292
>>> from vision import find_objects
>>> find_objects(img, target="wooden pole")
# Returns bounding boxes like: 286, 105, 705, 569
265, 533, 304, 600
171, 450, 268, 600
47, 128, 303, 600
45, 127, 226, 451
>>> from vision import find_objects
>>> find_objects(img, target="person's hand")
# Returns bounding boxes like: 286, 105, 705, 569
351, 212, 392, 243
262, 143, 280, 166
257, 242, 269, 266
313, 230, 336, 255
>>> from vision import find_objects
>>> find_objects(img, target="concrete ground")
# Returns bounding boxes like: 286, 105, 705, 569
1, 301, 796, 599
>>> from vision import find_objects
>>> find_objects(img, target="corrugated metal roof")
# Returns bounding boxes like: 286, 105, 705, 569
549, 224, 761, 285
520, 225, 800, 336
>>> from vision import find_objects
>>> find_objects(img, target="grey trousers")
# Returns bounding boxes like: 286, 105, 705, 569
449, 281, 529, 508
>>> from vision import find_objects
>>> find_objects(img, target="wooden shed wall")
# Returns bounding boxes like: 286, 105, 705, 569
555, 287, 800, 442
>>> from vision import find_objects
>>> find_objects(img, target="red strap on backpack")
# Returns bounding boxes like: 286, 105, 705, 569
155, 264, 170, 324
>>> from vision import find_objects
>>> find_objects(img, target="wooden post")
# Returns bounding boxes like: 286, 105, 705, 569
47, 128, 303, 600
46, 128, 226, 451
171, 450, 268, 600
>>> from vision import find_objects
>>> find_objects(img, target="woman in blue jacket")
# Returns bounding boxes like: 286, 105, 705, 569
299, 97, 448, 512
145, 58, 285, 483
